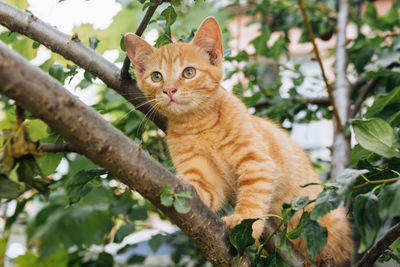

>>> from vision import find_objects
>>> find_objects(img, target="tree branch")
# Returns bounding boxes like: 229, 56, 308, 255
356, 222, 400, 267
352, 178, 398, 190
298, 0, 344, 132
38, 142, 80, 153
0, 0, 167, 131
348, 78, 380, 118
120, 0, 160, 80
330, 0, 351, 179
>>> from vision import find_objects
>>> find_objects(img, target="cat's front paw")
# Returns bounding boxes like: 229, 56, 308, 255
221, 214, 244, 230
222, 214, 264, 241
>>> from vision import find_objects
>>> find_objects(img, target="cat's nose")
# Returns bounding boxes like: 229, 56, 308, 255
163, 88, 178, 99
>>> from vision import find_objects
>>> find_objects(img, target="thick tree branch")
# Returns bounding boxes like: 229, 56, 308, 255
0, 41, 248, 267
0, 0, 167, 131
298, 0, 343, 132
120, 0, 160, 80
356, 222, 400, 267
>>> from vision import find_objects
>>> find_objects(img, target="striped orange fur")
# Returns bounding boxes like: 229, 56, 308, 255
125, 17, 353, 264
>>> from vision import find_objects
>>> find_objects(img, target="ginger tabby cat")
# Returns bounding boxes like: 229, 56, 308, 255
125, 17, 352, 264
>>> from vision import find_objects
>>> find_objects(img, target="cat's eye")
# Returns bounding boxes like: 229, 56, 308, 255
182, 67, 196, 79
151, 71, 163, 82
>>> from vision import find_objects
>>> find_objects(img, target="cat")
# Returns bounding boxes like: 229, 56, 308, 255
124, 17, 353, 265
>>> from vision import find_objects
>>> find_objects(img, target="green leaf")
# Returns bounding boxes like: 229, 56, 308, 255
129, 205, 148, 221
0, 173, 23, 199
364, 69, 400, 79
89, 36, 100, 50
14, 250, 69, 267
149, 234, 164, 253
127, 254, 146, 264
242, 92, 262, 108
298, 216, 327, 261
155, 33, 172, 48
17, 155, 50, 197
352, 119, 399, 158
36, 153, 63, 176
32, 41, 40, 49
160, 185, 173, 207
65, 169, 106, 204
229, 218, 257, 256
114, 222, 135, 243
281, 196, 309, 224
251, 26, 271, 55
335, 169, 369, 202
291, 196, 310, 211
173, 196, 191, 213
349, 144, 375, 165
5, 199, 27, 230
49, 63, 65, 83
142, 1, 156, 11
161, 5, 177, 27
12, 37, 38, 60
279, 226, 292, 258
353, 192, 381, 253
287, 211, 309, 239
29, 204, 114, 259
378, 179, 400, 221
261, 251, 292, 267
84, 70, 94, 82
120, 34, 126, 51
98, 252, 114, 266
310, 189, 341, 221
175, 190, 192, 199
365, 86, 400, 118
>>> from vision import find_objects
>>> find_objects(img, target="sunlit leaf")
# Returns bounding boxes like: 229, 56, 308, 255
352, 119, 399, 158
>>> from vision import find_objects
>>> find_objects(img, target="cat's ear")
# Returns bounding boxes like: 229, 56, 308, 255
191, 17, 223, 66
124, 33, 155, 77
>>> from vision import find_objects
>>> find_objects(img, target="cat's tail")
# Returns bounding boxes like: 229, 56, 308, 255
317, 206, 353, 266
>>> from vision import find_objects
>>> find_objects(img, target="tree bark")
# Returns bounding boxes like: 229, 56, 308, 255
331, 0, 351, 179
356, 222, 400, 267
0, 0, 167, 131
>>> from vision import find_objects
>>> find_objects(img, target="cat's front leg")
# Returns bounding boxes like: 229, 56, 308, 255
175, 155, 225, 211
223, 152, 278, 240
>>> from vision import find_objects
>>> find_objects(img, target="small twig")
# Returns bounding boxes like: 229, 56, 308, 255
352, 178, 398, 190
298, 0, 343, 132
38, 142, 80, 153
349, 78, 380, 118
356, 222, 400, 267
257, 219, 284, 257
120, 0, 161, 80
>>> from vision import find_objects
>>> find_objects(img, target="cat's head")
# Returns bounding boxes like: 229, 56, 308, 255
124, 17, 223, 119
